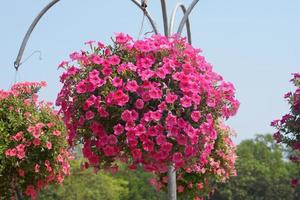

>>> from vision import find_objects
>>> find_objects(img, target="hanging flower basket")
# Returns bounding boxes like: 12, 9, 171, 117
0, 82, 71, 200
57, 33, 239, 196
271, 73, 300, 186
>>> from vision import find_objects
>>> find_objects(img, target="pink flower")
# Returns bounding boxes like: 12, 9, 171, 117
185, 146, 195, 157
207, 98, 216, 108
85, 40, 95, 45
33, 138, 40, 146
16, 150, 25, 159
172, 152, 183, 163
149, 87, 162, 99
12, 131, 23, 141
156, 135, 166, 145
197, 182, 204, 189
108, 135, 118, 145
101, 67, 112, 76
85, 111, 95, 120
135, 124, 146, 136
109, 55, 121, 65
98, 106, 109, 118
113, 124, 124, 135
37, 180, 45, 190
180, 96, 192, 108
143, 140, 154, 152
121, 110, 138, 122
25, 185, 36, 199
108, 90, 129, 106
135, 99, 144, 110
53, 130, 61, 136
34, 164, 40, 173
76, 80, 87, 94
177, 134, 187, 146
83, 95, 98, 110
132, 149, 142, 161
165, 92, 178, 104
46, 141, 52, 150
97, 41, 105, 49
115, 32, 132, 44
150, 111, 162, 121
191, 111, 201, 122
112, 77, 123, 88
291, 179, 299, 188
90, 54, 103, 64
103, 146, 117, 156
178, 185, 185, 193
294, 142, 300, 150
28, 126, 41, 138
125, 80, 139, 92
18, 169, 25, 177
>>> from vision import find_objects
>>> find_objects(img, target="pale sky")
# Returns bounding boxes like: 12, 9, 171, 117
1, 0, 299, 143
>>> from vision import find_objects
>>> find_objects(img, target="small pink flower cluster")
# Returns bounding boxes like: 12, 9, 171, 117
57, 33, 239, 197
152, 122, 237, 199
0, 82, 70, 199
271, 73, 300, 187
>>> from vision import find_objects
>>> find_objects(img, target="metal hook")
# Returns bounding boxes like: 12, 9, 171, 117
131, 0, 159, 34
14, 0, 60, 71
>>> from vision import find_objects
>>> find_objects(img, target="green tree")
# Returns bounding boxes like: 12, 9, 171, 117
115, 165, 167, 200
212, 134, 300, 200
38, 160, 129, 200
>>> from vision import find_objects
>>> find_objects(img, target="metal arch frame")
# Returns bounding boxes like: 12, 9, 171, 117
14, 0, 199, 70
130, 0, 158, 34
13, 0, 159, 70
14, 0, 60, 70
177, 0, 200, 35
160, 0, 169, 37
169, 3, 192, 44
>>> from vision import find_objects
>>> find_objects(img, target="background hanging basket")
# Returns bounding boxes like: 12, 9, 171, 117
272, 73, 300, 187
0, 82, 71, 200
56, 33, 239, 197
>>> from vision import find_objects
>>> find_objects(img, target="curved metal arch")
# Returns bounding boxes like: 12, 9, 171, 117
160, 0, 169, 37
177, 0, 199, 35
130, 0, 158, 34
169, 3, 192, 44
14, 0, 159, 71
14, 0, 60, 70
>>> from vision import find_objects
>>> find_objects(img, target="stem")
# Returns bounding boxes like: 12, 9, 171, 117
168, 165, 177, 200
16, 186, 24, 200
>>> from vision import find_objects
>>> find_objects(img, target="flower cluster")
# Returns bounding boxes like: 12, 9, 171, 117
0, 82, 71, 200
271, 73, 300, 187
57, 33, 239, 197
152, 121, 237, 199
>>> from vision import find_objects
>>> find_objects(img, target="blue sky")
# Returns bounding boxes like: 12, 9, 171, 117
0, 0, 299, 143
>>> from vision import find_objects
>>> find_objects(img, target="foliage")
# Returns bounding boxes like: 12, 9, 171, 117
211, 134, 300, 200
38, 160, 129, 200
56, 33, 239, 198
114, 164, 167, 200
0, 82, 70, 200
271, 73, 300, 186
